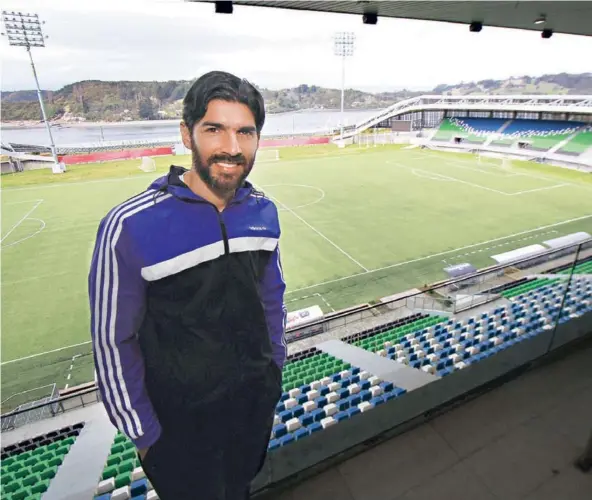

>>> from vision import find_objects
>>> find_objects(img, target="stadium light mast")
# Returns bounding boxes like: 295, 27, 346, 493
1, 11, 59, 164
333, 31, 355, 141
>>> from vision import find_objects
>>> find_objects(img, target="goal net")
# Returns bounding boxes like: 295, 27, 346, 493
257, 149, 280, 163
477, 152, 513, 170
138, 156, 156, 172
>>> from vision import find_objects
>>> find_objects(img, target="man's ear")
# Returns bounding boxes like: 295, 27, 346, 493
180, 122, 192, 149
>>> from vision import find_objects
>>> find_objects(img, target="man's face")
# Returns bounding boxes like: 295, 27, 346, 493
181, 99, 259, 196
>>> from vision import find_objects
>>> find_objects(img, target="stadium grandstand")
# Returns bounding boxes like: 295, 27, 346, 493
2, 2, 592, 500
340, 94, 592, 171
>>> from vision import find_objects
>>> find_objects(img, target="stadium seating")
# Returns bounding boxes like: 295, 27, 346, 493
455, 118, 507, 134
483, 276, 538, 295
432, 117, 590, 153
501, 119, 581, 136
432, 118, 491, 143
348, 315, 448, 352
547, 255, 592, 275
340, 312, 429, 344
559, 130, 592, 155
498, 278, 559, 299
270, 351, 407, 450
265, 275, 590, 451
95, 433, 146, 497
0, 423, 84, 500
368, 278, 591, 377
494, 119, 581, 151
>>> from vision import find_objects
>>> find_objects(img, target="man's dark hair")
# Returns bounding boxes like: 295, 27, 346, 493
183, 71, 265, 136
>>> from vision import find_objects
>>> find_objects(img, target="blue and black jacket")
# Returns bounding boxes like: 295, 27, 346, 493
89, 165, 287, 450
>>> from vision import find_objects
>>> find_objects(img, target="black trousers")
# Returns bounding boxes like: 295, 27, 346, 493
140, 387, 278, 500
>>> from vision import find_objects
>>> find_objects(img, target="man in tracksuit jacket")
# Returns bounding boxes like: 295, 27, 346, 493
89, 71, 287, 499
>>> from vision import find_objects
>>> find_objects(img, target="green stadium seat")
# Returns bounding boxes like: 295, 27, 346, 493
114, 471, 132, 488
39, 466, 58, 481
38, 451, 54, 462
3, 481, 20, 494
23, 457, 38, 468
30, 462, 45, 474
118, 459, 135, 473
11, 487, 32, 500
2, 473, 15, 485
102, 465, 118, 480
14, 468, 30, 480
30, 479, 50, 495
121, 449, 137, 462
110, 444, 125, 455
21, 474, 39, 488
47, 456, 63, 468
107, 455, 122, 467
6, 462, 21, 473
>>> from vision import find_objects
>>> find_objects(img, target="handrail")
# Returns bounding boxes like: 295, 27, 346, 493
1, 386, 99, 421
286, 238, 591, 336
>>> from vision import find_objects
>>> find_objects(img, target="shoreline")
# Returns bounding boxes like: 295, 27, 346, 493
0, 108, 382, 130
0, 119, 182, 130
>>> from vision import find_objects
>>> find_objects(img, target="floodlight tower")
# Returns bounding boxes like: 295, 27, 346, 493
1, 11, 58, 164
333, 31, 355, 140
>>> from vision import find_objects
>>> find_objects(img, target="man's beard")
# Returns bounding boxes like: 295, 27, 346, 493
190, 140, 254, 196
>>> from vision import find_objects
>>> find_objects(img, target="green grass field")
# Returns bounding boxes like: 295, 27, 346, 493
2, 144, 592, 411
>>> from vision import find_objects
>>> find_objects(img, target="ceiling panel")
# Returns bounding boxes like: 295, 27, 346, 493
195, 1, 592, 37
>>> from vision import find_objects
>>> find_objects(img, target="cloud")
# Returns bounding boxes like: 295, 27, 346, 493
2, 0, 592, 92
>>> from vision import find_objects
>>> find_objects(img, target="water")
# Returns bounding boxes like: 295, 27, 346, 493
1, 109, 381, 147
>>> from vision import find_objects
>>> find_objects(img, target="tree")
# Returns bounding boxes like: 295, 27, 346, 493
138, 98, 155, 120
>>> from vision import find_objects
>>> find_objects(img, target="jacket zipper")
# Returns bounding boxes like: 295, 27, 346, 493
215, 209, 230, 255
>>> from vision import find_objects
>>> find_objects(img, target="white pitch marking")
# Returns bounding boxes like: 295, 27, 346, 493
5, 199, 44, 205
1, 218, 46, 249
395, 163, 509, 195
1, 341, 91, 366
258, 184, 369, 272
410, 168, 454, 182
507, 184, 568, 196
260, 184, 326, 211
3, 270, 71, 286
1, 199, 44, 243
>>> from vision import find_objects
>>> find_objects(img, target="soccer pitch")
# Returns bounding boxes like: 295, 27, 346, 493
2, 144, 592, 409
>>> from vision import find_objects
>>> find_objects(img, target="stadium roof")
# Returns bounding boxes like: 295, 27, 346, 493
198, 1, 592, 37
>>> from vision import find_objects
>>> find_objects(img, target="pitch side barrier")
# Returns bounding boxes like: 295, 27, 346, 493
0, 386, 100, 432
286, 238, 592, 343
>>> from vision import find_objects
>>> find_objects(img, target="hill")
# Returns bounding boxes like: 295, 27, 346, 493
1, 72, 591, 123
433, 73, 592, 95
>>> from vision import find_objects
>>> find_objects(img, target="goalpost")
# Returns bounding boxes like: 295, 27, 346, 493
138, 156, 157, 172
501, 157, 513, 170
477, 152, 513, 170
256, 149, 280, 163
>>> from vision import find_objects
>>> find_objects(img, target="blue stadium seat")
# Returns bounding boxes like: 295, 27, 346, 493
294, 428, 310, 440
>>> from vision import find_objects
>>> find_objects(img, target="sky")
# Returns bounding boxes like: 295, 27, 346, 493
2, 0, 592, 93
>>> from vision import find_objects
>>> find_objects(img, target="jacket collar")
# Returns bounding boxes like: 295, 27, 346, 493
151, 165, 255, 205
